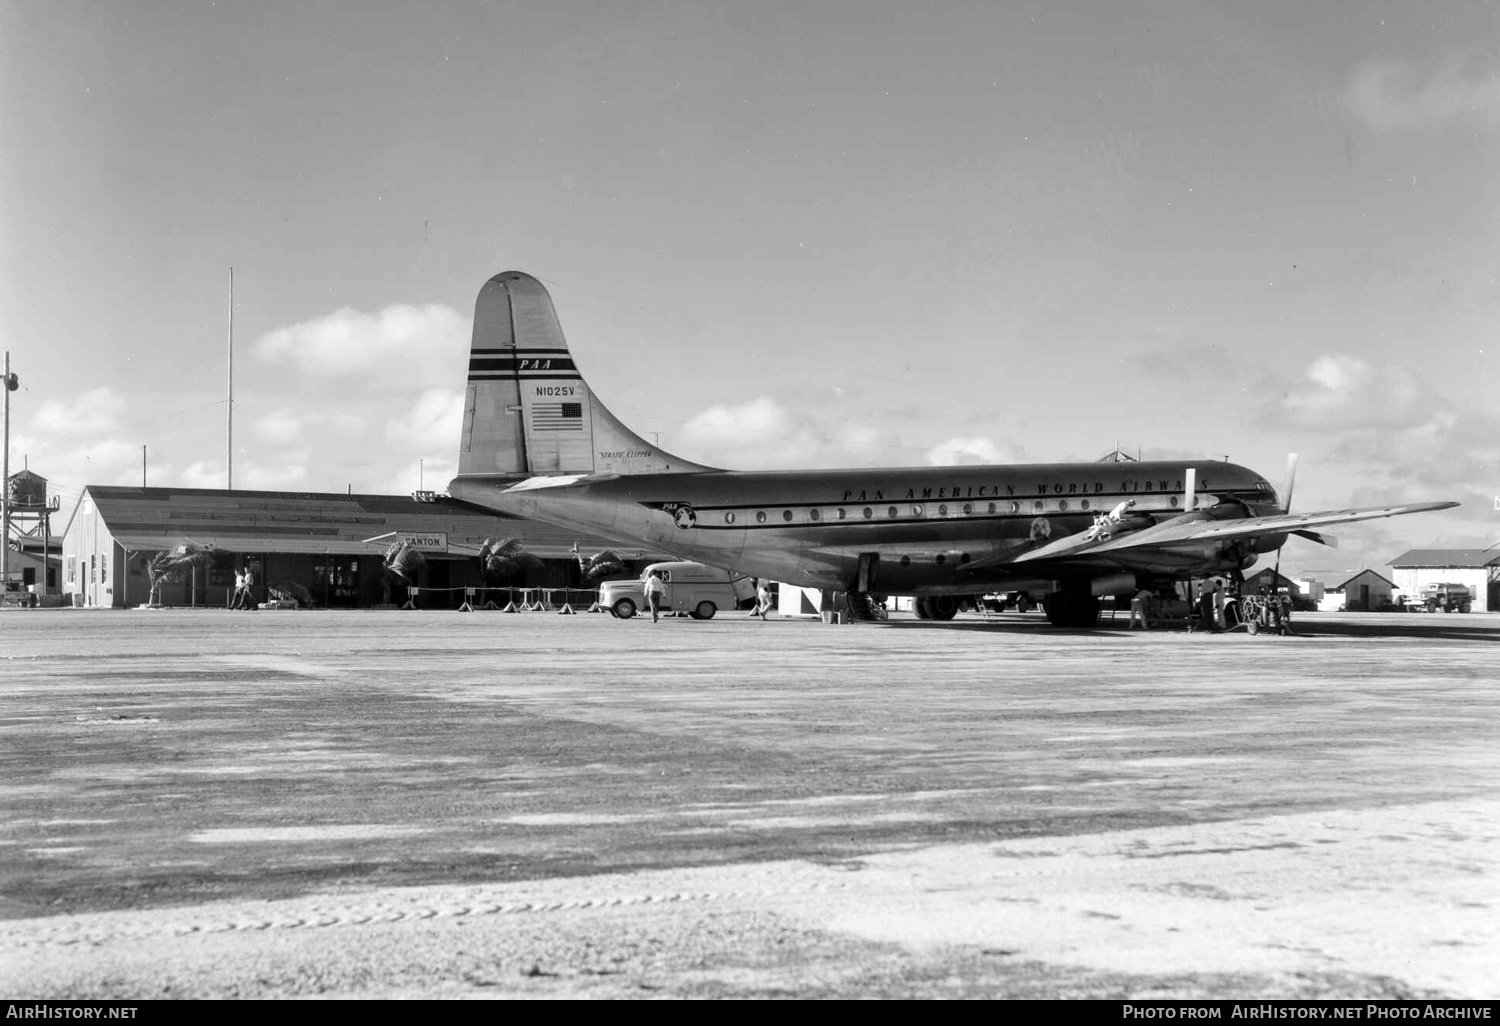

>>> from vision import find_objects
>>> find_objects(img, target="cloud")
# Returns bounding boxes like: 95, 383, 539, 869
676, 396, 909, 470
1349, 53, 1500, 132
385, 388, 465, 454
177, 459, 308, 491
1128, 341, 1247, 385
1274, 354, 1439, 431
255, 409, 366, 446
254, 409, 304, 445
924, 436, 1026, 466
253, 304, 469, 385
28, 388, 126, 437
381, 456, 457, 496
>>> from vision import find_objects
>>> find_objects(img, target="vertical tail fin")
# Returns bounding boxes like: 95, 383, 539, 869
455, 271, 712, 480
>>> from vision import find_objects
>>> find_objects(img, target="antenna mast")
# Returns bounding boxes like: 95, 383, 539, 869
227, 267, 234, 490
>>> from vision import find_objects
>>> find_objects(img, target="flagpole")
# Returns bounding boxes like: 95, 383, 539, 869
227, 267, 233, 490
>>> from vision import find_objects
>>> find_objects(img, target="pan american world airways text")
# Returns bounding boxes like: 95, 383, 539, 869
1122, 1007, 1491, 1020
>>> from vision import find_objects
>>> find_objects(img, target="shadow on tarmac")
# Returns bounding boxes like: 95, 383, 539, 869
880, 614, 1500, 641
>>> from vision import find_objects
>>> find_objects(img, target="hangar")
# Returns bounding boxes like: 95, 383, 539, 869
1388, 549, 1500, 613
59, 485, 667, 609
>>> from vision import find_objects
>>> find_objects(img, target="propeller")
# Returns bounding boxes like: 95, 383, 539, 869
1280, 453, 1298, 514
1183, 467, 1196, 512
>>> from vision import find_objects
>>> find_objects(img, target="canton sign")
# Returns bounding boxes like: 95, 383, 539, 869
397, 532, 448, 552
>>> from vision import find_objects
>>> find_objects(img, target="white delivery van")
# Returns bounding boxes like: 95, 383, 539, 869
600, 561, 756, 620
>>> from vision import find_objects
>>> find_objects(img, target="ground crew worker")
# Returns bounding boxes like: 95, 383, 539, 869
754, 578, 772, 620
645, 570, 666, 623
1130, 587, 1153, 629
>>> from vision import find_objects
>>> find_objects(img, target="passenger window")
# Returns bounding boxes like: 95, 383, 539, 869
756, 511, 767, 523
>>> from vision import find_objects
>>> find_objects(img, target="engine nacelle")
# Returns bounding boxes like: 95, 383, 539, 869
1090, 572, 1139, 597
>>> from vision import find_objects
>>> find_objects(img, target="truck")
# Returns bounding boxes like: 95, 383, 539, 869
600, 560, 756, 620
1418, 582, 1473, 613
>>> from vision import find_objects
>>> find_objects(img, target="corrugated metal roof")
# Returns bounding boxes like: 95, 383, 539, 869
1388, 549, 1500, 568
83, 486, 660, 560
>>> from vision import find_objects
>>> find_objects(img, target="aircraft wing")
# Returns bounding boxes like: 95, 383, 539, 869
993, 500, 1459, 568
959, 499, 1458, 577
1078, 500, 1459, 555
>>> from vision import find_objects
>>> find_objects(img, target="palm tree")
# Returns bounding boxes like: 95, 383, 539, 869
144, 543, 213, 606
478, 537, 542, 581
383, 539, 427, 583
575, 546, 626, 581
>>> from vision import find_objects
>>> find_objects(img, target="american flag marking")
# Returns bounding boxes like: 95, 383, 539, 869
532, 401, 584, 432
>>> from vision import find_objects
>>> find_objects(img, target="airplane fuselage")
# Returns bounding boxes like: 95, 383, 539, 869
451, 459, 1279, 593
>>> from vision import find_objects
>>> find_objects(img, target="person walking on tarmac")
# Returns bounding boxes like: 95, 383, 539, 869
241, 567, 257, 611
644, 570, 667, 623
754, 578, 772, 620
228, 569, 245, 609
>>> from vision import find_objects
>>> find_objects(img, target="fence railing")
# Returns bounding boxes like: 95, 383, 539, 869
400, 586, 607, 614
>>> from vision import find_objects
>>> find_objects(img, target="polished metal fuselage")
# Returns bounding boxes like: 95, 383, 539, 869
451, 459, 1278, 594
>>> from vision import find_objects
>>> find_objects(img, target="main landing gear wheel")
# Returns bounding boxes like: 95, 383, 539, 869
1043, 587, 1100, 628
916, 595, 958, 621
928, 595, 959, 620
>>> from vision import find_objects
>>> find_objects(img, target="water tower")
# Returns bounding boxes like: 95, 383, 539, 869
3, 467, 59, 601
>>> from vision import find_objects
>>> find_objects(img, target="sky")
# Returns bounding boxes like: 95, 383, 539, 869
2, 0, 1496, 575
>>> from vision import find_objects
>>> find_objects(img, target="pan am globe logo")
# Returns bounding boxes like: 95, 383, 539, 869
639, 501, 698, 529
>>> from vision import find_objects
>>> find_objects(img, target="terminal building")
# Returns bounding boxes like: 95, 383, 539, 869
58, 485, 670, 609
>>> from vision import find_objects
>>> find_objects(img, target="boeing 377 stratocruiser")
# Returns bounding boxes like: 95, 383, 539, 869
447, 271, 1458, 627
